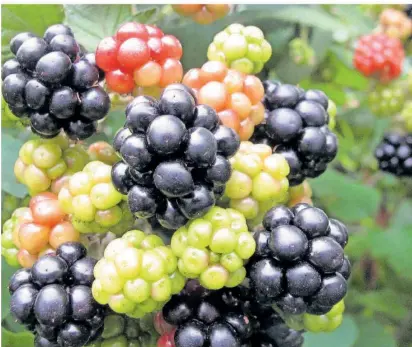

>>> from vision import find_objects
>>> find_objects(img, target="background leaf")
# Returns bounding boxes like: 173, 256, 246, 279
353, 316, 397, 347
1, 5, 64, 60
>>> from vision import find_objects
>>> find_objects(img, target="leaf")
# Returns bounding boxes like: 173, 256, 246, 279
353, 316, 397, 347
390, 200, 412, 229
311, 169, 381, 223
1, 328, 34, 347
1, 260, 17, 318
1, 133, 28, 198
299, 80, 347, 105
64, 5, 158, 52
2, 5, 64, 60
352, 290, 408, 320
275, 29, 333, 84
304, 315, 358, 347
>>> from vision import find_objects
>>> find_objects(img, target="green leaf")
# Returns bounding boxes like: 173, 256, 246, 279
353, 316, 397, 347
1, 328, 34, 347
2, 5, 64, 60
311, 169, 381, 223
299, 80, 347, 105
1, 133, 27, 198
304, 315, 358, 347
390, 200, 412, 229
64, 5, 158, 52
1, 260, 17, 318
352, 290, 408, 320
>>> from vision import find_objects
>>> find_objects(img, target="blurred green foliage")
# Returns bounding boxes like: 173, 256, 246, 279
2, 4, 412, 347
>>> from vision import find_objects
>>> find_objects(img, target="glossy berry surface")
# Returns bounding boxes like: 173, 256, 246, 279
8, 242, 104, 347
183, 61, 265, 140
111, 84, 240, 230
95, 22, 183, 93
374, 132, 412, 177
1, 24, 109, 140
92, 230, 185, 316
251, 81, 337, 186
353, 33, 404, 82
207, 23, 272, 74
246, 204, 350, 316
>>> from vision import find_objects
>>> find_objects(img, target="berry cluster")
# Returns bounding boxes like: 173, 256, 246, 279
2, 24, 110, 139
9, 242, 104, 347
375, 133, 412, 176
92, 230, 186, 317
248, 204, 351, 317
172, 4, 231, 24
170, 207, 256, 290
96, 22, 183, 94
289, 38, 315, 66
223, 141, 290, 227
14, 134, 89, 196
207, 23, 272, 74
7, 192, 80, 268
87, 141, 120, 166
255, 81, 338, 186
379, 8, 412, 40
287, 180, 313, 208
183, 61, 265, 140
111, 84, 240, 230
87, 312, 159, 347
159, 284, 255, 347
353, 33, 404, 82
58, 161, 134, 235
367, 82, 404, 117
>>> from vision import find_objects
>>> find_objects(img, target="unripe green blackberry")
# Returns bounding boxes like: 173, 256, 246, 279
327, 99, 337, 130
92, 230, 185, 317
1, 192, 29, 226
1, 207, 29, 267
224, 141, 290, 227
88, 141, 120, 166
86, 312, 159, 347
207, 23, 272, 74
303, 300, 345, 333
367, 82, 405, 117
289, 38, 315, 66
58, 161, 134, 234
170, 206, 256, 290
14, 133, 89, 196
401, 100, 412, 131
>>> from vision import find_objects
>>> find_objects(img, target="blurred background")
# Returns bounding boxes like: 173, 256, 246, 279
2, 4, 412, 347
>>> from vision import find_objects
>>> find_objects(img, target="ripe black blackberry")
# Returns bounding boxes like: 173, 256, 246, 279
2, 24, 110, 140
111, 84, 240, 230
9, 242, 105, 347
247, 204, 351, 317
158, 282, 255, 347
250, 80, 337, 186
374, 133, 412, 177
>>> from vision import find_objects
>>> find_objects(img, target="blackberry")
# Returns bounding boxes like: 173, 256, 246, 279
375, 132, 412, 177
86, 312, 159, 347
111, 84, 240, 230
246, 204, 350, 317
92, 230, 185, 317
58, 161, 134, 235
1, 24, 109, 140
223, 141, 290, 227
170, 207, 255, 290
252, 81, 337, 186
9, 242, 105, 347
158, 285, 255, 347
